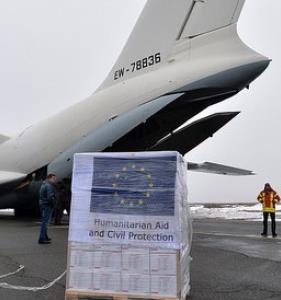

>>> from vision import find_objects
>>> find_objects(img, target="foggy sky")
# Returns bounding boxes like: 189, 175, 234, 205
0, 1, 280, 203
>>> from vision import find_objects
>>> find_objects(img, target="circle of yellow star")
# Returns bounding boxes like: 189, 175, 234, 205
112, 162, 154, 207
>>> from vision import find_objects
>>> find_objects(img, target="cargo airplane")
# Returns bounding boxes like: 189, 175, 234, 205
0, 0, 269, 216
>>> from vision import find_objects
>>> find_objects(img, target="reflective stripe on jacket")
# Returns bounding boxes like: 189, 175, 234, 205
257, 191, 280, 212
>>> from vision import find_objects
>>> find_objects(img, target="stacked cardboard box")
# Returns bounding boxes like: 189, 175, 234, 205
65, 152, 192, 300
67, 244, 185, 296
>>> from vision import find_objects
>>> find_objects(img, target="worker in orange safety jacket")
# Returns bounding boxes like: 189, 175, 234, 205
257, 183, 280, 237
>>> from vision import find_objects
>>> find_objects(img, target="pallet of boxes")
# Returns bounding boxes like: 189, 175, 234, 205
65, 151, 192, 300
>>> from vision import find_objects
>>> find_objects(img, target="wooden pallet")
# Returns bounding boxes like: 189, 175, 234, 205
65, 290, 180, 300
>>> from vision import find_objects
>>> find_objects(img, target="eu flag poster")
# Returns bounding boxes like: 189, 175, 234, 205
90, 156, 177, 216
69, 151, 190, 249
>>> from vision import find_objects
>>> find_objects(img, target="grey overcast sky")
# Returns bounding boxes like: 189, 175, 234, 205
0, 1, 280, 203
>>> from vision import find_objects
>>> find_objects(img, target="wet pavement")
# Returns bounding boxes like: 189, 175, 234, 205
190, 219, 281, 299
0, 215, 67, 300
0, 215, 280, 299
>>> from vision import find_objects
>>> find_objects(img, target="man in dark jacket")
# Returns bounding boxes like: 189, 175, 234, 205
38, 173, 57, 244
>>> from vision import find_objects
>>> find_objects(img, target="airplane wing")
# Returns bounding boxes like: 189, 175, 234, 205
0, 134, 10, 144
187, 162, 255, 176
0, 171, 26, 185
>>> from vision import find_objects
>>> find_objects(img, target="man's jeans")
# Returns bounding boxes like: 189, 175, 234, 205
39, 206, 53, 241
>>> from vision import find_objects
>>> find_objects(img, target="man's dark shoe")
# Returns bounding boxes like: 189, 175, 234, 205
272, 234, 277, 238
45, 236, 52, 241
261, 233, 267, 237
38, 240, 51, 244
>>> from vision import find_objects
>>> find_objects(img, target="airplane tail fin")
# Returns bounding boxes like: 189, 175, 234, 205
97, 0, 245, 91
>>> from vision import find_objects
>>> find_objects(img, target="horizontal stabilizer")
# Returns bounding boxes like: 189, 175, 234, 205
187, 161, 255, 176
150, 112, 239, 154
0, 134, 10, 144
0, 171, 26, 185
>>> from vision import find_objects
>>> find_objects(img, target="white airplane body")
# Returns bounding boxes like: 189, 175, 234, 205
0, 0, 270, 214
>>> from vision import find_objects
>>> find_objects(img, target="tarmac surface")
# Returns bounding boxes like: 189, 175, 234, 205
0, 214, 281, 299
190, 219, 281, 299
0, 214, 68, 300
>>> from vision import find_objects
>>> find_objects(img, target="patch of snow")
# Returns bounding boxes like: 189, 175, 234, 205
190, 204, 281, 221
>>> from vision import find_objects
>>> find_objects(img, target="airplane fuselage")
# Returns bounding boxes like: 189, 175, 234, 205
0, 25, 268, 178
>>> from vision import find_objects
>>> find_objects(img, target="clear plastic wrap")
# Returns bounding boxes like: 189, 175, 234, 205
66, 151, 192, 299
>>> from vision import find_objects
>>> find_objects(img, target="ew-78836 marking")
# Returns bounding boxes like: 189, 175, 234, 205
114, 52, 161, 80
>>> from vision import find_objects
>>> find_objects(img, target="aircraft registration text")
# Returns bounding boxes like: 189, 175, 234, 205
114, 52, 161, 80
